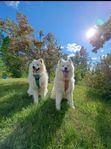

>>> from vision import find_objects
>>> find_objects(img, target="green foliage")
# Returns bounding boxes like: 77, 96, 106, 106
71, 46, 89, 83
0, 37, 9, 78
0, 58, 6, 78
75, 67, 82, 82
0, 13, 61, 79
42, 33, 61, 82
0, 78, 111, 149
1, 37, 23, 78
85, 53, 111, 100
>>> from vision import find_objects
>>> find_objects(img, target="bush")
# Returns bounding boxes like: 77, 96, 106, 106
85, 54, 111, 100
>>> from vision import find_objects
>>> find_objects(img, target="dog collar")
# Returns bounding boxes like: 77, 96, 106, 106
33, 74, 40, 89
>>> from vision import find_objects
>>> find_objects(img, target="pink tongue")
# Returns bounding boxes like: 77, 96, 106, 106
63, 72, 68, 77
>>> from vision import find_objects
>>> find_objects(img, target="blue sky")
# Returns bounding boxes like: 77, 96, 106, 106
0, 1, 111, 63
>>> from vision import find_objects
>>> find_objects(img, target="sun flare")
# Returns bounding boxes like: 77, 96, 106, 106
86, 27, 97, 39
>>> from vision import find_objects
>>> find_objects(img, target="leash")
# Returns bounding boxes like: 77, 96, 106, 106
33, 74, 40, 89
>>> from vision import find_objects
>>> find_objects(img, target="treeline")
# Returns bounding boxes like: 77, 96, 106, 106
0, 12, 89, 82
0, 12, 62, 80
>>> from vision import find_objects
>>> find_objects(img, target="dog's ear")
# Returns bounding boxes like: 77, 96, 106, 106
68, 58, 73, 64
32, 59, 37, 63
39, 58, 44, 63
58, 58, 65, 64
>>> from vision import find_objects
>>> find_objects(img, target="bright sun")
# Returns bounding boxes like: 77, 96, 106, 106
86, 27, 96, 39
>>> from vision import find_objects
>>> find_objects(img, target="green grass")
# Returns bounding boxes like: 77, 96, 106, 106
0, 78, 111, 149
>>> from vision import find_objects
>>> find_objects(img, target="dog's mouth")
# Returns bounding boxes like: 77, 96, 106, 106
62, 70, 69, 77
32, 66, 40, 73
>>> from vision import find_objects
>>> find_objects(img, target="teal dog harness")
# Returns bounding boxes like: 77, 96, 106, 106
33, 74, 40, 89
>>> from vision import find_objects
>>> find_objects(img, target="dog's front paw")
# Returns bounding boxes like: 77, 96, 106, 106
72, 105, 75, 109
67, 101, 75, 109
27, 88, 33, 96
51, 92, 55, 99
33, 99, 38, 104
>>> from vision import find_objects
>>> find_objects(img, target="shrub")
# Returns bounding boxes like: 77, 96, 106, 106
85, 53, 111, 100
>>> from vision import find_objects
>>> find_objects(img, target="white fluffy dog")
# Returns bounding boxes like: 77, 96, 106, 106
27, 59, 48, 103
51, 58, 75, 110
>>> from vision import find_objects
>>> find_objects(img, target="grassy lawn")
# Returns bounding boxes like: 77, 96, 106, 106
0, 78, 111, 149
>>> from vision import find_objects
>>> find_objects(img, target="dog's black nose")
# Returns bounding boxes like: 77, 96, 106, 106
65, 67, 67, 70
33, 66, 35, 69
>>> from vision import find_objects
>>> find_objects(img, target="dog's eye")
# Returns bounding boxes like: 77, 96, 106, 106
62, 65, 64, 67
37, 64, 39, 66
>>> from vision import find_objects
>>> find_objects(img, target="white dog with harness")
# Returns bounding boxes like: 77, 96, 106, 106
51, 58, 75, 110
27, 59, 48, 103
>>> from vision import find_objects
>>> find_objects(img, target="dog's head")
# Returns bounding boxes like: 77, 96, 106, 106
29, 59, 46, 75
57, 58, 74, 77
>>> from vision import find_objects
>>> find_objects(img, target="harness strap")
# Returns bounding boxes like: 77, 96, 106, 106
64, 79, 69, 92
33, 74, 40, 89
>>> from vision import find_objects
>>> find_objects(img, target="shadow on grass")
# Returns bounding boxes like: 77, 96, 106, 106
0, 82, 28, 97
86, 88, 102, 101
0, 99, 68, 149
86, 88, 111, 148
0, 82, 33, 120
96, 104, 111, 148
86, 87, 111, 102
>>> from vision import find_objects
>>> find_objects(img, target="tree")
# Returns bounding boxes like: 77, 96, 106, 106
0, 57, 6, 78
89, 16, 111, 52
0, 12, 61, 78
70, 46, 89, 83
0, 12, 35, 77
42, 33, 62, 82
85, 53, 111, 99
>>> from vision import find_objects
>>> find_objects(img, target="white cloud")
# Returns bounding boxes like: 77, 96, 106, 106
5, 1, 20, 8
66, 43, 81, 53
100, 49, 104, 53
91, 57, 97, 61
60, 46, 64, 49
67, 53, 75, 58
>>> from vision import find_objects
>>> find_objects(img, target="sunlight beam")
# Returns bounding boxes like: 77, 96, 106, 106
86, 27, 97, 39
